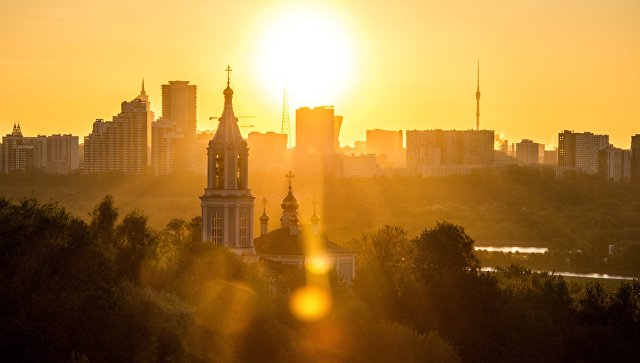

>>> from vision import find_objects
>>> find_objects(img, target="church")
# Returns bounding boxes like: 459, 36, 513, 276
200, 67, 356, 282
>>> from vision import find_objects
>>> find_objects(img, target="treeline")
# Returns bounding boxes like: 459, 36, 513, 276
4, 167, 640, 258
2, 197, 640, 362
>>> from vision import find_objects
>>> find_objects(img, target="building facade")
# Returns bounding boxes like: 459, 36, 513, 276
84, 85, 153, 174
406, 129, 494, 173
515, 139, 544, 165
200, 70, 255, 255
295, 106, 343, 174
1, 124, 79, 174
153, 81, 198, 174
558, 130, 609, 175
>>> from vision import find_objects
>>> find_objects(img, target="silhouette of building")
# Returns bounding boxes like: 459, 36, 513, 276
599, 146, 627, 182
2, 124, 36, 173
247, 131, 289, 173
194, 131, 214, 175
558, 130, 609, 174
151, 118, 187, 175
1, 124, 79, 174
254, 175, 357, 282
366, 129, 405, 168
515, 139, 544, 165
295, 106, 342, 174
406, 129, 494, 175
200, 67, 255, 255
631, 134, 640, 182
84, 84, 153, 174
543, 149, 558, 165
342, 154, 381, 177
152, 81, 198, 173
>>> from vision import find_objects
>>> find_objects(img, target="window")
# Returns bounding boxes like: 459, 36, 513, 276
239, 213, 248, 247
215, 154, 224, 189
236, 155, 244, 189
211, 213, 223, 245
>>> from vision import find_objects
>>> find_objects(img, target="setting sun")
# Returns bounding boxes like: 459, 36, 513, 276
255, 5, 355, 108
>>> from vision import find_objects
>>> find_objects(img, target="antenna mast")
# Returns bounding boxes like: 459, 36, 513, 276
281, 86, 292, 147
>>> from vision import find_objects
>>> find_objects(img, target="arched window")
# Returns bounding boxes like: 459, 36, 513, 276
215, 154, 224, 189
211, 213, 223, 245
239, 213, 248, 247
236, 155, 244, 189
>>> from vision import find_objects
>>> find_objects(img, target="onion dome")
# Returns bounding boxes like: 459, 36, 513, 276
260, 209, 269, 223
281, 185, 299, 212
310, 210, 320, 224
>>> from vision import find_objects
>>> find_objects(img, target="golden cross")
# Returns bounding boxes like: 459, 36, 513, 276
262, 197, 267, 209
225, 65, 232, 86
285, 170, 295, 187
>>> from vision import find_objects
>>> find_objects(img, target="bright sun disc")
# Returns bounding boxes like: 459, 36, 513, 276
256, 6, 355, 108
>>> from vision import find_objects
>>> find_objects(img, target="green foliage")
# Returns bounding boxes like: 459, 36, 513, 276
3, 196, 640, 362
412, 221, 480, 280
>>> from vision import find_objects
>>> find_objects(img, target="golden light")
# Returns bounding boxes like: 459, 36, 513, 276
305, 255, 334, 275
289, 285, 332, 322
255, 5, 355, 108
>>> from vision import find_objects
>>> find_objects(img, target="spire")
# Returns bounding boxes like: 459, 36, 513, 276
475, 59, 481, 131
310, 198, 319, 221
281, 84, 292, 147
213, 65, 243, 145
137, 78, 148, 102
260, 197, 270, 236
260, 197, 270, 222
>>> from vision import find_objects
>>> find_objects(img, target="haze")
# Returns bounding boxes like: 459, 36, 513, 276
1, 0, 638, 147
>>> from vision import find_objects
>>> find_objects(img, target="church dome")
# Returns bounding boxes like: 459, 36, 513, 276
223, 85, 234, 98
281, 187, 299, 212
310, 210, 320, 224
260, 209, 270, 223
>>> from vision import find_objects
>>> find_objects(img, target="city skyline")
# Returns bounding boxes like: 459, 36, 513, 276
1, 1, 639, 148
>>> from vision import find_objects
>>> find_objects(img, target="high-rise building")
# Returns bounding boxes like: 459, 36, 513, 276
151, 80, 198, 174
406, 129, 494, 173
1, 124, 35, 173
543, 149, 558, 165
515, 139, 544, 165
366, 129, 404, 168
1, 124, 79, 174
599, 146, 625, 182
151, 118, 187, 175
247, 131, 289, 173
162, 81, 197, 137
631, 134, 640, 182
295, 106, 343, 174
342, 154, 381, 177
296, 106, 342, 155
558, 130, 609, 174
84, 85, 153, 174
200, 67, 255, 255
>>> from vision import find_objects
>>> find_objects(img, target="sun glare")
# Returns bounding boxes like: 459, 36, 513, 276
256, 6, 355, 108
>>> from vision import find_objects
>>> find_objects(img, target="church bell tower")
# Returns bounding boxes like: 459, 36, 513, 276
200, 66, 255, 255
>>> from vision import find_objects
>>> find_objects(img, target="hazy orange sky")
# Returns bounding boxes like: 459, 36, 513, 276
1, 0, 638, 148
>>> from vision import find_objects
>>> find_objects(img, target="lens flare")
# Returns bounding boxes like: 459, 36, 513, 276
305, 255, 334, 275
289, 285, 332, 322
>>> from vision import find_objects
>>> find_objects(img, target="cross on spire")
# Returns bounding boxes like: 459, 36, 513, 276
262, 197, 267, 210
285, 171, 295, 188
226, 65, 232, 86
312, 198, 318, 212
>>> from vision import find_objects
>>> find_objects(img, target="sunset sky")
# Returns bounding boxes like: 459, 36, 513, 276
1, 0, 638, 148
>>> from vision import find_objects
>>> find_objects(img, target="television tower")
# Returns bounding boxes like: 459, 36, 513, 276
281, 86, 292, 147
475, 59, 481, 131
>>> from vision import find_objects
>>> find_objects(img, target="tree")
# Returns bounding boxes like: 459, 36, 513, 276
412, 221, 480, 281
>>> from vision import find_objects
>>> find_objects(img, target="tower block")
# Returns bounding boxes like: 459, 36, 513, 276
200, 66, 255, 255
